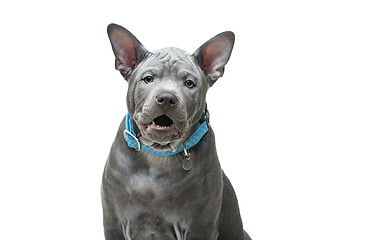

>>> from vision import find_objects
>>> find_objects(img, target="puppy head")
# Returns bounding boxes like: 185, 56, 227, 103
107, 24, 234, 151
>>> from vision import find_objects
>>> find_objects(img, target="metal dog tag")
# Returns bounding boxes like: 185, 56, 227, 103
182, 156, 192, 171
182, 142, 192, 171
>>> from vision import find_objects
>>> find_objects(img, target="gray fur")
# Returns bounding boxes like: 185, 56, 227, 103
102, 24, 251, 240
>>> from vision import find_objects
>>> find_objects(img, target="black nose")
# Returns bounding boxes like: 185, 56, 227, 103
155, 92, 178, 111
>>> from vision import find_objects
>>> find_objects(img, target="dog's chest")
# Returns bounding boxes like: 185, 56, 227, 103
127, 170, 174, 204
124, 162, 201, 208
104, 136, 222, 239
120, 167, 200, 239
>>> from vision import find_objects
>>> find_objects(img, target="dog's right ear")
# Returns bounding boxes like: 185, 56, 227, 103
107, 24, 149, 79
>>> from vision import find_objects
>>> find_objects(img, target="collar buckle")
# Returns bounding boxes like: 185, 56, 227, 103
124, 129, 141, 151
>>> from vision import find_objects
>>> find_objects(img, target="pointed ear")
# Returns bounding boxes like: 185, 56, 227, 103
107, 24, 149, 79
193, 31, 235, 86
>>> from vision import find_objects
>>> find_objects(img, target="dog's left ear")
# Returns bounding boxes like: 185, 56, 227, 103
107, 24, 149, 79
193, 31, 235, 86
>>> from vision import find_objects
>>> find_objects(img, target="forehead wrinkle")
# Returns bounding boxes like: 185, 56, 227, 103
153, 52, 170, 62
149, 49, 202, 78
168, 55, 200, 76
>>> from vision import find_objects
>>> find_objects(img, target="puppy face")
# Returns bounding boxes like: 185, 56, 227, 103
127, 48, 209, 151
107, 24, 235, 151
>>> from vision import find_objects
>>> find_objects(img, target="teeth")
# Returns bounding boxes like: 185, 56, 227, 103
149, 120, 174, 129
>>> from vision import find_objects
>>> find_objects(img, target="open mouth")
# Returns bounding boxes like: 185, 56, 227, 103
146, 114, 178, 134
154, 114, 173, 127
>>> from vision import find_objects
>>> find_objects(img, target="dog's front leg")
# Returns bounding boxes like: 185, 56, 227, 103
103, 225, 124, 240
102, 206, 125, 240
102, 185, 127, 240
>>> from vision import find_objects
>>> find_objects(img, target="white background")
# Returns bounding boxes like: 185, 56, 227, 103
1, 0, 375, 240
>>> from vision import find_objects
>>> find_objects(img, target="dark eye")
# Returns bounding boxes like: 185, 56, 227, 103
142, 76, 154, 84
185, 80, 195, 89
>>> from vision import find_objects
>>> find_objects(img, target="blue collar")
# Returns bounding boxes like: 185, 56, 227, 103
124, 113, 209, 156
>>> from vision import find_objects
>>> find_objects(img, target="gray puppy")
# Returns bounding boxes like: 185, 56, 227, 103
102, 23, 251, 240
